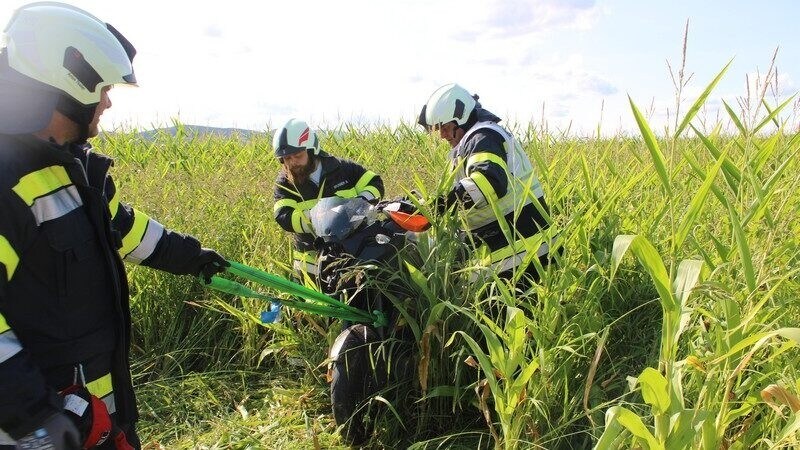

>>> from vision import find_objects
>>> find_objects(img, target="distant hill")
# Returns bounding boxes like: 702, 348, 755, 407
137, 125, 268, 141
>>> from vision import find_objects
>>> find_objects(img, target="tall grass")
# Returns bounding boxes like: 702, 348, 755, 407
96, 66, 800, 449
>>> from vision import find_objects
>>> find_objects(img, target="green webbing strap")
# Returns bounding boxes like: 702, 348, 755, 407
204, 260, 388, 327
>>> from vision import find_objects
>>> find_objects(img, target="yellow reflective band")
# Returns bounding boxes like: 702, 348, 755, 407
354, 171, 377, 193
12, 166, 73, 206
470, 172, 499, 203
108, 188, 120, 219
124, 219, 163, 264
119, 208, 150, 257
86, 373, 113, 398
291, 210, 305, 233
0, 313, 10, 334
0, 236, 19, 282
466, 153, 508, 173
275, 198, 318, 214
273, 198, 298, 213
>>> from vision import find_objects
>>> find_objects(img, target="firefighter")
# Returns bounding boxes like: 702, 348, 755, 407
0, 3, 228, 448
272, 118, 384, 281
417, 83, 556, 289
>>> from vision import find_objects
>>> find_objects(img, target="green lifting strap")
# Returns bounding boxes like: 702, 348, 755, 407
203, 260, 388, 328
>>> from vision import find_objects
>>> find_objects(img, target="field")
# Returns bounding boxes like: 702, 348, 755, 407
99, 73, 800, 449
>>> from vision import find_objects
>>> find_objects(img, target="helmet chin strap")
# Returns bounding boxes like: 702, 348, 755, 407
56, 94, 96, 143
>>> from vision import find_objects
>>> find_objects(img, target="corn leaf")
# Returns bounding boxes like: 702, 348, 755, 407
594, 406, 631, 450
616, 406, 665, 450
629, 96, 672, 195
674, 59, 732, 138
404, 260, 435, 304
727, 204, 756, 292
639, 367, 671, 415
722, 100, 747, 136
675, 130, 728, 250
673, 259, 704, 343
692, 125, 741, 196
612, 234, 676, 312
753, 94, 796, 134
743, 146, 799, 227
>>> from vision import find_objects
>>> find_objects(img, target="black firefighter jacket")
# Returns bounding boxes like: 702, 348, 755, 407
0, 134, 209, 439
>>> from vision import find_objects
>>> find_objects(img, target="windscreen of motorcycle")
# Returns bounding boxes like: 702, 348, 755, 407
310, 196, 374, 241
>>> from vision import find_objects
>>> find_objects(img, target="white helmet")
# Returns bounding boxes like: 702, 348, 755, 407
421, 83, 477, 128
273, 118, 320, 158
2, 1, 137, 106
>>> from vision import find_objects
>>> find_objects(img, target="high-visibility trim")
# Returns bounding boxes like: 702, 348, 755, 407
466, 152, 508, 173
277, 197, 317, 234
29, 185, 82, 225
124, 218, 164, 264
119, 208, 150, 258
0, 314, 22, 363
273, 198, 298, 213
0, 236, 19, 282
291, 210, 305, 233
12, 166, 72, 206
108, 188, 120, 219
519, 173, 545, 199
0, 313, 10, 334
458, 178, 485, 207
274, 198, 318, 214
334, 171, 378, 199
86, 373, 113, 398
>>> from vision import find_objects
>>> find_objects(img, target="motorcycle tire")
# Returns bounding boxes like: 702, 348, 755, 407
329, 324, 386, 446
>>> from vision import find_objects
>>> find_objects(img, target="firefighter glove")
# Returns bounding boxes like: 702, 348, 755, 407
59, 385, 111, 449
191, 248, 229, 283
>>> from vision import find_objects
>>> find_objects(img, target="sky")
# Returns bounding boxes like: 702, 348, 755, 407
2, 0, 798, 136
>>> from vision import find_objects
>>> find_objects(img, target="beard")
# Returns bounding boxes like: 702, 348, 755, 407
286, 157, 316, 185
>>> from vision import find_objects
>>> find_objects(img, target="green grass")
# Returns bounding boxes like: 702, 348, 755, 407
97, 76, 800, 449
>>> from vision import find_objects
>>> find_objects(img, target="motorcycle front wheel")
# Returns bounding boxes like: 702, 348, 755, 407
329, 324, 387, 446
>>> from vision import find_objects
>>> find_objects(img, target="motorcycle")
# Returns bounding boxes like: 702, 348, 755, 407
308, 196, 428, 445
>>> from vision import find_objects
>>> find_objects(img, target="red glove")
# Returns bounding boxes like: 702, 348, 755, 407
59, 385, 112, 449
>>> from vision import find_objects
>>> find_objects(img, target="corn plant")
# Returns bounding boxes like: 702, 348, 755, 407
594, 59, 800, 449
